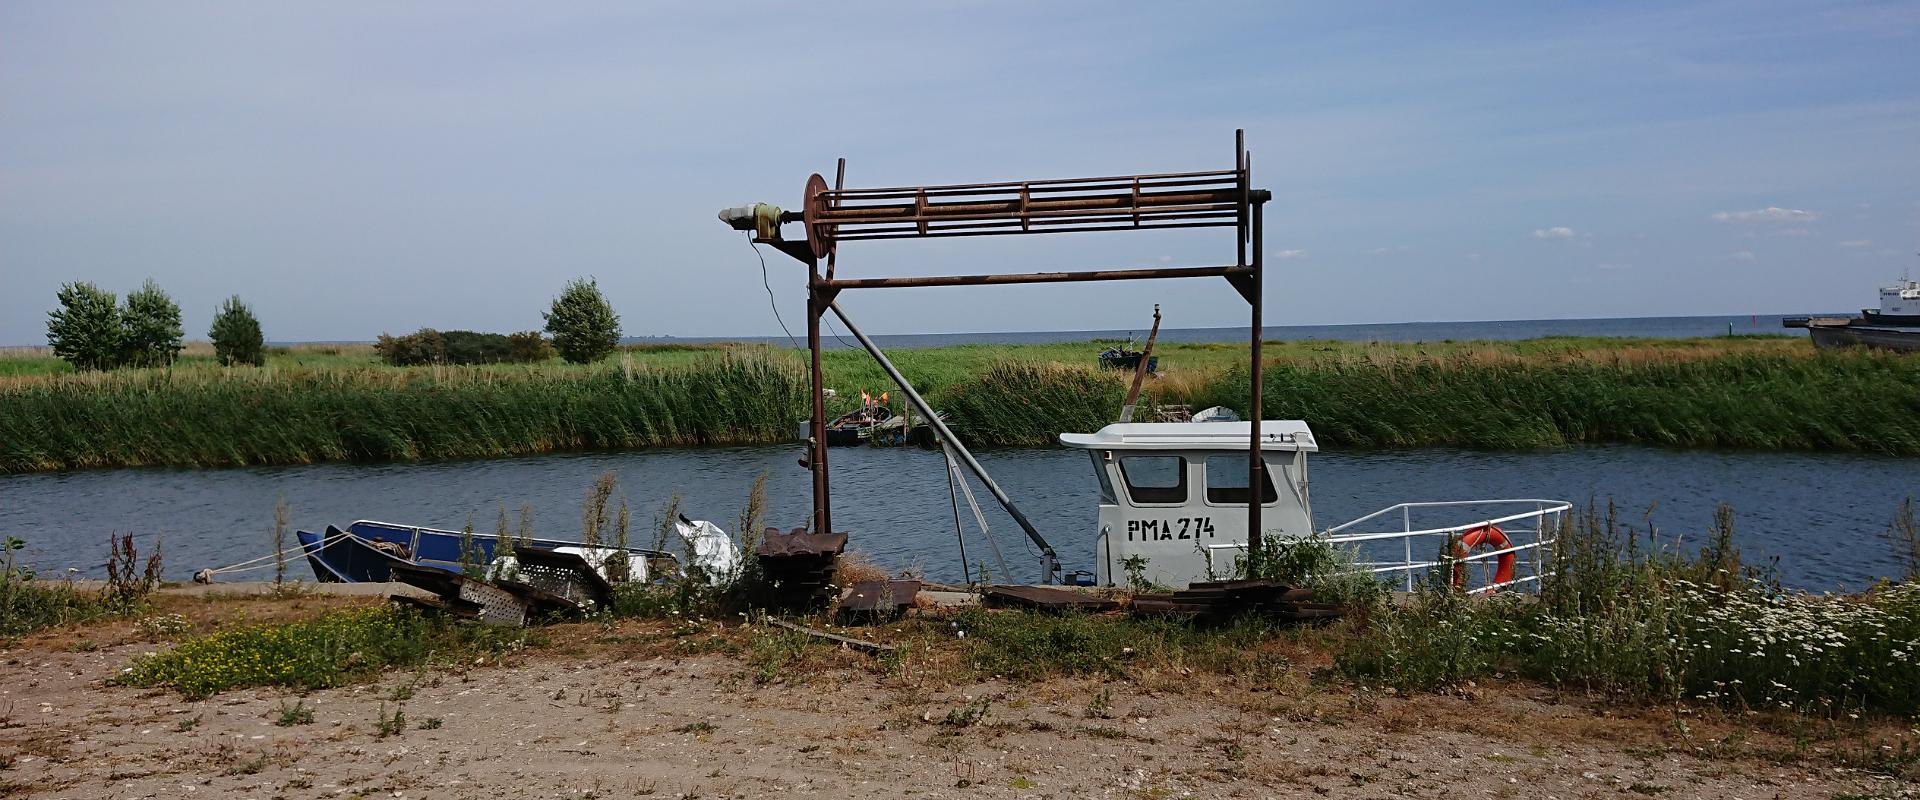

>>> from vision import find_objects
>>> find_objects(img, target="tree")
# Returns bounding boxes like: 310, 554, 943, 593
120, 279, 184, 368
45, 282, 123, 371
209, 295, 265, 366
543, 277, 621, 364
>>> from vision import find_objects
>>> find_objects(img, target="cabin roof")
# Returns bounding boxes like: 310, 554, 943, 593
1057, 421, 1318, 452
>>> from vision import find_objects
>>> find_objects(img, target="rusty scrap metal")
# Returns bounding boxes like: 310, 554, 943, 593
1129, 580, 1340, 624
980, 584, 1121, 613
729, 130, 1273, 579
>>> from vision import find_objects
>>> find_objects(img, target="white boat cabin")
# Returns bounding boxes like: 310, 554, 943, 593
1059, 421, 1316, 587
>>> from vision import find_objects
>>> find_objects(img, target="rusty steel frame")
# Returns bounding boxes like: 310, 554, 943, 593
761, 130, 1273, 579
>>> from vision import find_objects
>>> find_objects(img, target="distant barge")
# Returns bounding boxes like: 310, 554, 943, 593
1784, 275, 1920, 352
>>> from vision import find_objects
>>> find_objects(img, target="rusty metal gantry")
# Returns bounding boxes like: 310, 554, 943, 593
737, 130, 1272, 582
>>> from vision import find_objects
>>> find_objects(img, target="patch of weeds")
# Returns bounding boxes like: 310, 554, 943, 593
950, 606, 1289, 682
274, 699, 314, 727
1081, 725, 1128, 740
67, 639, 98, 653
374, 702, 405, 738
745, 626, 821, 685
1085, 687, 1115, 719
417, 717, 442, 730
174, 715, 201, 732
1, 536, 113, 636
224, 753, 270, 776
136, 613, 190, 638
674, 721, 716, 735
1627, 782, 1668, 795
117, 607, 534, 698
1008, 777, 1036, 789
940, 697, 992, 728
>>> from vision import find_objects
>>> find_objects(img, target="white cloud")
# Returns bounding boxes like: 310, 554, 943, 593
1712, 207, 1820, 223
1838, 239, 1872, 248
1367, 245, 1411, 255
1273, 249, 1307, 259
1728, 250, 1756, 261
1532, 226, 1576, 239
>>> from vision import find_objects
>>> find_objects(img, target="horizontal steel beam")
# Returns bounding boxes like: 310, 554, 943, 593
818, 264, 1252, 291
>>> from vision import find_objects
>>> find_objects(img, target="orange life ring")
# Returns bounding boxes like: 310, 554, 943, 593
1451, 525, 1515, 590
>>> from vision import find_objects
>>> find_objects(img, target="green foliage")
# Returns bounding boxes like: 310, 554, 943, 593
1235, 534, 1386, 608
209, 295, 266, 367
373, 328, 446, 366
507, 331, 554, 362
275, 699, 314, 726
117, 606, 533, 698
543, 277, 622, 364
374, 329, 552, 366
45, 282, 122, 371
1333, 502, 1920, 716
119, 279, 184, 368
0, 536, 111, 637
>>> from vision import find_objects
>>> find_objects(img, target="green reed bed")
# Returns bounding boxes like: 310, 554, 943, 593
1186, 349, 1920, 453
0, 353, 806, 472
3, 338, 1915, 472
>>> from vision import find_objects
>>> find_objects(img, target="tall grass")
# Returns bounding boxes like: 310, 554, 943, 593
1194, 349, 1920, 453
3, 338, 1916, 472
0, 352, 806, 472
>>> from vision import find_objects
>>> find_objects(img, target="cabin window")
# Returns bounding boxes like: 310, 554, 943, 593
1203, 455, 1279, 504
1118, 456, 1187, 504
1088, 451, 1118, 505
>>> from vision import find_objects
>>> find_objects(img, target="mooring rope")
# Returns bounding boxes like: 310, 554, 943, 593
193, 529, 356, 582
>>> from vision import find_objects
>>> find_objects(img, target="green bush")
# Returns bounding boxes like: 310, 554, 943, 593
544, 277, 621, 364
374, 329, 553, 366
119, 279, 184, 368
45, 281, 122, 371
209, 295, 266, 367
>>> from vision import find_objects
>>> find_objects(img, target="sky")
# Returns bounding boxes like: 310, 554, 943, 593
2, 1, 1917, 345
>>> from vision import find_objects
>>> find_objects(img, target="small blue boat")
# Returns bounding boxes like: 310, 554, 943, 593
295, 520, 674, 584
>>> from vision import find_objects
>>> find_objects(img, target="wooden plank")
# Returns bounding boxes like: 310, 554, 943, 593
765, 618, 897, 655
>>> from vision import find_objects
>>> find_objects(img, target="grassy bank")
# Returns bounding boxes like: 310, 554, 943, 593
4, 335, 1916, 473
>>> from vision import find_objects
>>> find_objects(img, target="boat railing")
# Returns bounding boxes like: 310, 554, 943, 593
1322, 499, 1572, 593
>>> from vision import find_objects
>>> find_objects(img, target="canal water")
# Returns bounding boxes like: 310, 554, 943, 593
3, 445, 1914, 591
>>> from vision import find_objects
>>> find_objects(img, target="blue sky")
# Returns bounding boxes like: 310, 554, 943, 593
2, 1, 1916, 344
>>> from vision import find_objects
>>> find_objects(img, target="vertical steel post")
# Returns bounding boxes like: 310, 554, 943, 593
1247, 168, 1265, 555
808, 271, 831, 536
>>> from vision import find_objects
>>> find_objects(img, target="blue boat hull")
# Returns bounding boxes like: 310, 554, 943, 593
295, 521, 667, 584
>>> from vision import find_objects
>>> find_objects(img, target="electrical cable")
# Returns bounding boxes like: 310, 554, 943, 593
751, 241, 801, 349
824, 317, 858, 350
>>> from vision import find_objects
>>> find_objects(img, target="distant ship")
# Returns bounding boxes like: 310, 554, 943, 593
1785, 270, 1920, 352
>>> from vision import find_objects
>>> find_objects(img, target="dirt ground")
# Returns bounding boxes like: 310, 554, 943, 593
2, 589, 1915, 799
